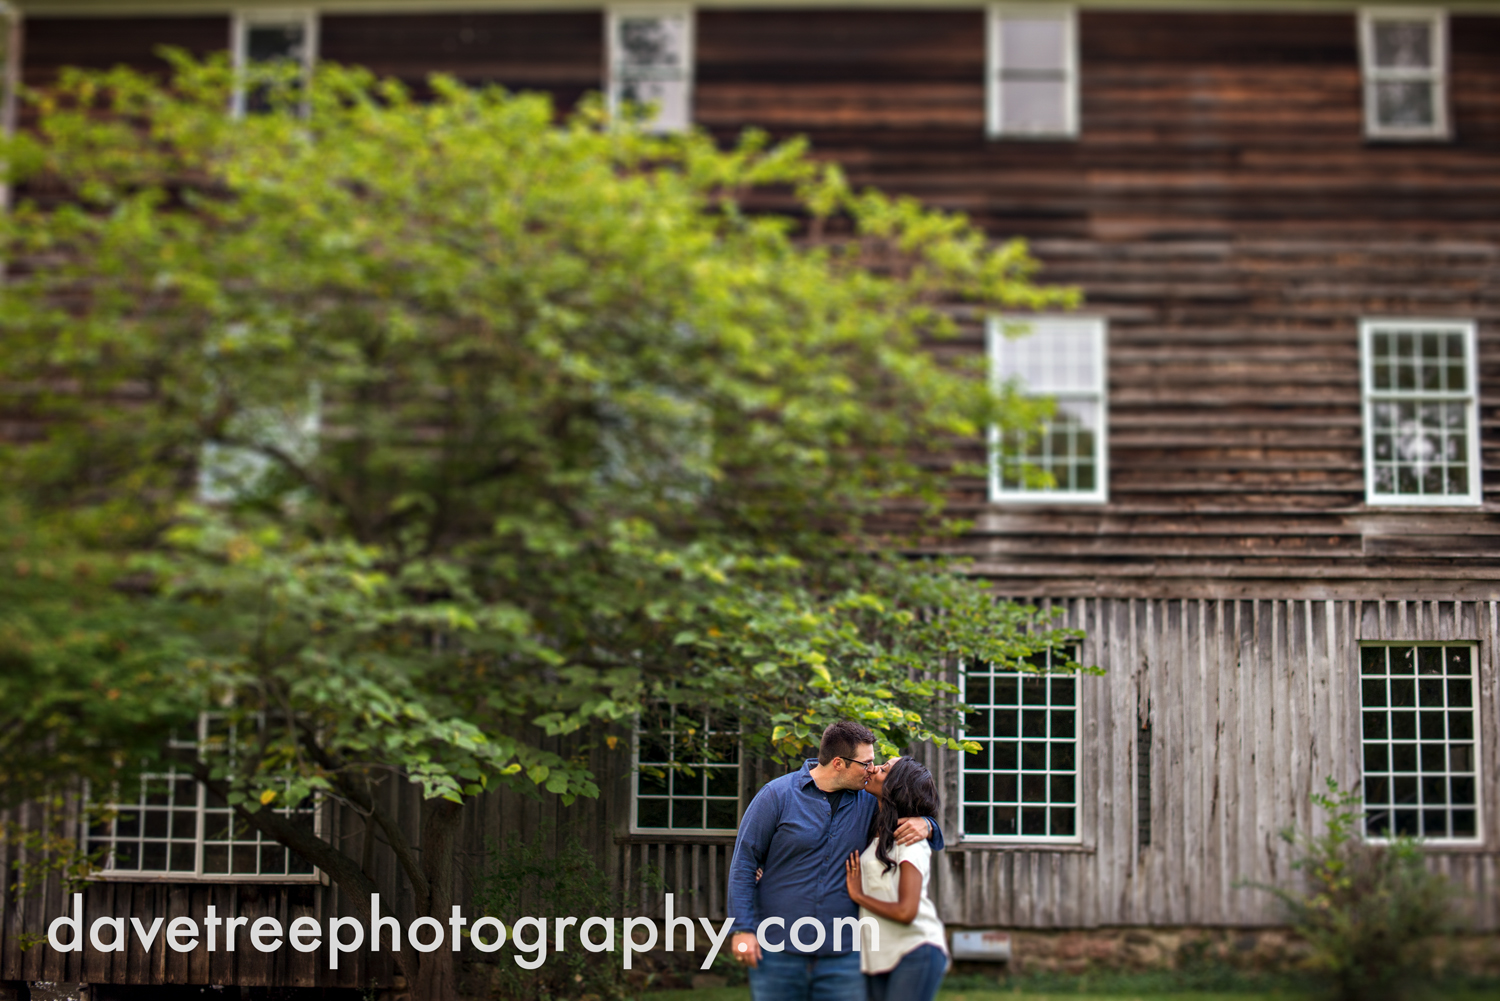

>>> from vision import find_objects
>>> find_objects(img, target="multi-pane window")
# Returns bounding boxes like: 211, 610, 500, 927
1360, 319, 1479, 506
987, 5, 1078, 138
633, 707, 739, 834
1359, 9, 1448, 139
86, 716, 319, 880
990, 316, 1108, 503
960, 649, 1080, 841
199, 389, 322, 503
231, 9, 318, 118
1, 3, 16, 205
607, 5, 694, 132
1359, 644, 1479, 842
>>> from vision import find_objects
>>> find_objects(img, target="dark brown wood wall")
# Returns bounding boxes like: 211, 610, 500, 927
694, 10, 1500, 598
21, 16, 228, 88
319, 12, 602, 109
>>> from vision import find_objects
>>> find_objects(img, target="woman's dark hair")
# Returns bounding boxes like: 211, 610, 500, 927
868, 758, 939, 873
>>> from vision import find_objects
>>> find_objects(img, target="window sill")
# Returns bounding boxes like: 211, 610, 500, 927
1367, 840, 1494, 855
617, 833, 737, 846
90, 872, 324, 884
1362, 132, 1452, 144
955, 840, 1094, 853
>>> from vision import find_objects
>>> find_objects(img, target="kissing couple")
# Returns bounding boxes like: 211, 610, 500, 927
727, 721, 949, 1001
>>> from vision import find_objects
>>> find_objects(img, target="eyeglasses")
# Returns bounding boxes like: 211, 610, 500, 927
839, 756, 876, 771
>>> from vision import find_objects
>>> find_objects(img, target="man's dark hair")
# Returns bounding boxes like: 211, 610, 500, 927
818, 721, 877, 766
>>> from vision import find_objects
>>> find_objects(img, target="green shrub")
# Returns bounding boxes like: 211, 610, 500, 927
472, 825, 625, 1001
1249, 778, 1458, 1001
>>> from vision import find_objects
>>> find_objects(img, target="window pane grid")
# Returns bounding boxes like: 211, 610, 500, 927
86, 715, 320, 879
998, 399, 1099, 494
609, 9, 693, 132
991, 317, 1106, 500
989, 9, 1076, 137
1362, 13, 1445, 135
960, 648, 1079, 841
635, 708, 739, 833
1363, 323, 1476, 503
1359, 645, 1479, 842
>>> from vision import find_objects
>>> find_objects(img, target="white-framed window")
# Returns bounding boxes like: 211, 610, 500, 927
987, 4, 1078, 138
1, 1, 18, 153
1359, 7, 1448, 140
607, 4, 694, 133
959, 649, 1081, 842
1360, 318, 1479, 506
198, 387, 321, 504
989, 315, 1108, 503
1359, 643, 1480, 843
632, 706, 739, 834
84, 715, 321, 881
232, 8, 319, 119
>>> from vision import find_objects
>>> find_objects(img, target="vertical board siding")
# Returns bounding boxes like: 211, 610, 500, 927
920, 598, 1500, 930
2, 599, 1496, 985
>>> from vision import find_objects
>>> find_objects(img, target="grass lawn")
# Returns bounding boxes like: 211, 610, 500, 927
640, 975, 1500, 1001
642, 989, 1500, 1001
641, 990, 1316, 1001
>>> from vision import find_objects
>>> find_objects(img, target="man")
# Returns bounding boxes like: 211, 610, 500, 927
727, 721, 944, 1001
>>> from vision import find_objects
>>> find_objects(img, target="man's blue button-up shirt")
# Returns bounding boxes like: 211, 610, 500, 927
727, 759, 944, 955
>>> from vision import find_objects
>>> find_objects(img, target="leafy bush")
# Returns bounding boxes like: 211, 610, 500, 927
1250, 778, 1458, 1001
472, 825, 624, 1000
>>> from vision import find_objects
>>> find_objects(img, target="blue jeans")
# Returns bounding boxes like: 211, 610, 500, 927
748, 949, 865, 1001
866, 943, 948, 1001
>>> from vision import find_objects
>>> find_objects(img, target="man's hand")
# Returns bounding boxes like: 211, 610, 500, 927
894, 816, 932, 846
731, 931, 761, 968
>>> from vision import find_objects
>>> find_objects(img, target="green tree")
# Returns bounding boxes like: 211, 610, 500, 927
0, 55, 1083, 998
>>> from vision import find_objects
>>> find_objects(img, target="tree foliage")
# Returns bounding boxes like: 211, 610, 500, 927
0, 54, 1084, 995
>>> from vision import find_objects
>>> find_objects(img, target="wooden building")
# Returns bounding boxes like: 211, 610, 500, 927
2, 0, 1498, 993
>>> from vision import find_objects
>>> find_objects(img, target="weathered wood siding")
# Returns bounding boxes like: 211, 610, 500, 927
4, 7, 1499, 983
319, 11, 601, 109
693, 9, 1500, 597
21, 15, 228, 88
17, 10, 1500, 593
586, 597, 1500, 932
0, 733, 629, 987
912, 597, 1500, 930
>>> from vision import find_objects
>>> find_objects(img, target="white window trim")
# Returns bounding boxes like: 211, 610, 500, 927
1358, 642, 1483, 848
1, 3, 18, 159
606, 3, 696, 133
986, 3, 1079, 140
1359, 7, 1449, 141
85, 713, 324, 883
988, 314, 1109, 505
630, 709, 740, 836
1359, 317, 1480, 507
231, 7, 320, 120
958, 662, 1084, 845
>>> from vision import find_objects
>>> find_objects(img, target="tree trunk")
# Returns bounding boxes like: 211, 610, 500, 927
414, 798, 465, 1001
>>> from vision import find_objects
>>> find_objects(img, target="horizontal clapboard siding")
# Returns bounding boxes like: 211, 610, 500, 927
16, 12, 1500, 594
319, 11, 602, 108
699, 8, 1500, 593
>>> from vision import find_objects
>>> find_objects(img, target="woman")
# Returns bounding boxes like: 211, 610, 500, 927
844, 757, 949, 1001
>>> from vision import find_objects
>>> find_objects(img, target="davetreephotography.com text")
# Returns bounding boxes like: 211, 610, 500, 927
45, 892, 881, 970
